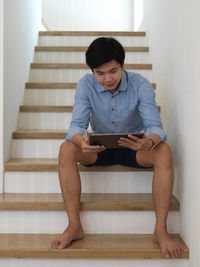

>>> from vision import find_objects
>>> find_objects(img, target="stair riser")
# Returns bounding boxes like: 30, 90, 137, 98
29, 69, 153, 83
18, 112, 73, 130
0, 259, 189, 267
4, 171, 153, 193
38, 36, 147, 47
11, 139, 62, 158
23, 89, 158, 106
24, 89, 75, 106
34, 52, 150, 64
0, 210, 179, 234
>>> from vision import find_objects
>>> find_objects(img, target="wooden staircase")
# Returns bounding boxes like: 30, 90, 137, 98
2, 31, 189, 266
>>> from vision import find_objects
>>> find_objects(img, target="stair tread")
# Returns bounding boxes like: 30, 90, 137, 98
0, 193, 179, 211
20, 105, 74, 112
31, 63, 152, 70
13, 129, 67, 139
0, 233, 189, 259
35, 46, 149, 52
39, 31, 146, 36
25, 82, 156, 89
19, 105, 160, 112
4, 158, 153, 172
26, 82, 77, 88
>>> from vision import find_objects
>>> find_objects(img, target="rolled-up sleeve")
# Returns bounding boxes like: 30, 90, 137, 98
138, 77, 167, 142
66, 76, 91, 141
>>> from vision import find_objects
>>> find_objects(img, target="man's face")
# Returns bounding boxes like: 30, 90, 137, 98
93, 60, 124, 94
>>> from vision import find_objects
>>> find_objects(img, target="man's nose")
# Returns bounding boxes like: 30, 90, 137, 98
104, 74, 112, 82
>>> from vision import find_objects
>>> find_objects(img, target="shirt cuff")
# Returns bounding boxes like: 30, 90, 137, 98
146, 127, 167, 143
66, 126, 89, 141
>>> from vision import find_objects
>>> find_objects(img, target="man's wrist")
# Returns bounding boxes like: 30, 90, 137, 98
148, 138, 156, 150
148, 134, 161, 148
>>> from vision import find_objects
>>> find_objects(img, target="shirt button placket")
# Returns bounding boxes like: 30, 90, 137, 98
111, 94, 116, 132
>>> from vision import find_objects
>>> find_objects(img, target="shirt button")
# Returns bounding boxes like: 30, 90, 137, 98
112, 121, 114, 124
112, 95, 115, 98
112, 108, 115, 111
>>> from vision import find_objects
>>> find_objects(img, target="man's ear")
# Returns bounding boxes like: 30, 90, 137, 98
121, 62, 124, 69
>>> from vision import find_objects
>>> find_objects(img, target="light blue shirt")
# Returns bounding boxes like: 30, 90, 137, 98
66, 70, 167, 142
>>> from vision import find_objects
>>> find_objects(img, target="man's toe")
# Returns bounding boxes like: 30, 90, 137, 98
58, 240, 69, 249
51, 239, 59, 249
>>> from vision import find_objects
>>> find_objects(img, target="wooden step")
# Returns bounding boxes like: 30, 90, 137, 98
0, 233, 189, 259
19, 105, 160, 113
4, 158, 153, 172
30, 63, 152, 70
0, 193, 179, 211
13, 129, 66, 139
39, 31, 146, 37
20, 105, 74, 112
25, 82, 157, 90
35, 46, 149, 52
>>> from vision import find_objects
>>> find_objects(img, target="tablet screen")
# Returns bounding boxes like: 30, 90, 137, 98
89, 133, 144, 149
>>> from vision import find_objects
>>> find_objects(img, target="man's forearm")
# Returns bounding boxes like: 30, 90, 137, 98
71, 133, 84, 147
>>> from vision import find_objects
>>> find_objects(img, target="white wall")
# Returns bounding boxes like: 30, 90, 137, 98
42, 0, 134, 31
4, 0, 42, 162
139, 0, 200, 266
0, 0, 4, 193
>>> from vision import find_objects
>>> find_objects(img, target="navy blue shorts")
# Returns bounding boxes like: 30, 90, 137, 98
86, 148, 146, 169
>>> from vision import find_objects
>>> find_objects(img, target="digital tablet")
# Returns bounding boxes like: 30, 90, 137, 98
89, 133, 144, 149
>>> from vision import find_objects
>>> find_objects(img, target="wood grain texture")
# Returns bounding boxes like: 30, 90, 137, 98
35, 46, 149, 52
19, 105, 160, 113
25, 82, 77, 89
39, 31, 146, 36
12, 130, 67, 139
19, 105, 73, 112
0, 233, 189, 259
31, 63, 152, 70
4, 158, 153, 172
0, 193, 179, 211
25, 82, 156, 90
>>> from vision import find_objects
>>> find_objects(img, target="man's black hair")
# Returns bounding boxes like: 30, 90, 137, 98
86, 37, 125, 70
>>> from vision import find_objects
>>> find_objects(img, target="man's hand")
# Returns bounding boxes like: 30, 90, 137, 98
117, 132, 153, 151
81, 135, 106, 153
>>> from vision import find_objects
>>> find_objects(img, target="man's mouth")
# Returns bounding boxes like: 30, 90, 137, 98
105, 83, 114, 87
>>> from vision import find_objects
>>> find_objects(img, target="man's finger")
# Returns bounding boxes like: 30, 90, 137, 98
128, 135, 140, 142
82, 135, 90, 144
118, 139, 138, 150
140, 130, 146, 138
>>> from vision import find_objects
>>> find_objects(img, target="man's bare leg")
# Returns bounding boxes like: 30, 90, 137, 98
136, 143, 183, 259
51, 141, 97, 249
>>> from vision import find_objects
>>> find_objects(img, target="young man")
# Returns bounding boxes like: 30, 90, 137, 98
51, 37, 183, 259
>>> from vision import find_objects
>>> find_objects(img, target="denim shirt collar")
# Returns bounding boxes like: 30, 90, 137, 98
95, 70, 128, 93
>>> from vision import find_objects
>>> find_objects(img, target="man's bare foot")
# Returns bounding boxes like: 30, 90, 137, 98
51, 224, 84, 249
153, 230, 184, 259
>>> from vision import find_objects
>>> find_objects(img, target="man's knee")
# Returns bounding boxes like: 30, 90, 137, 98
154, 143, 173, 168
59, 141, 79, 163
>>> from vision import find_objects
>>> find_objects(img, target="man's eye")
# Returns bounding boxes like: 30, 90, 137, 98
110, 70, 117, 73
